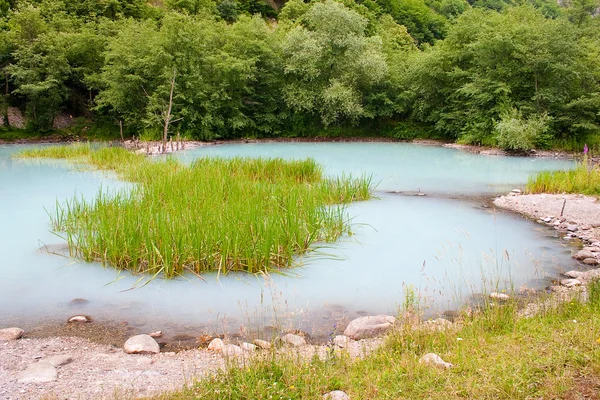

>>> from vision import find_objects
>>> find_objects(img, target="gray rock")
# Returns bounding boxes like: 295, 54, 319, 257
574, 250, 596, 260
583, 247, 599, 252
44, 355, 72, 367
17, 362, 58, 383
68, 315, 91, 323
581, 268, 600, 281
542, 217, 553, 223
489, 292, 510, 300
563, 270, 584, 279
0, 327, 24, 341
343, 315, 396, 340
511, 189, 522, 194
333, 335, 351, 348
252, 339, 271, 349
560, 278, 582, 288
281, 333, 306, 347
123, 334, 160, 354
222, 344, 244, 357
583, 258, 599, 265
148, 331, 162, 338
323, 390, 350, 400
419, 353, 453, 369
567, 224, 578, 232
422, 318, 453, 331
208, 338, 225, 352
240, 342, 257, 352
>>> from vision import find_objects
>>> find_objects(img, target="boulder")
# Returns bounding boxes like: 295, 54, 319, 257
123, 334, 160, 354
240, 342, 257, 352
0, 327, 24, 341
332, 335, 351, 348
419, 353, 453, 369
560, 279, 582, 288
17, 362, 58, 383
563, 270, 584, 279
574, 250, 596, 260
582, 268, 600, 281
323, 390, 350, 400
489, 292, 510, 301
281, 333, 306, 347
208, 338, 225, 352
252, 339, 271, 350
343, 315, 396, 340
222, 344, 244, 357
583, 258, 599, 266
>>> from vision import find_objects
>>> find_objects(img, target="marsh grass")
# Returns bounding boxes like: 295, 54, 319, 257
156, 288, 600, 400
527, 157, 600, 195
16, 145, 372, 278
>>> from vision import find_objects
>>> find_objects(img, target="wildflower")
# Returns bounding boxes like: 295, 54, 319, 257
457, 337, 463, 341
596, 338, 600, 344
584, 144, 589, 154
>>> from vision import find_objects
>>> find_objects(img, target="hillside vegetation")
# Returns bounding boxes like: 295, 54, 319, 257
0, 0, 598, 150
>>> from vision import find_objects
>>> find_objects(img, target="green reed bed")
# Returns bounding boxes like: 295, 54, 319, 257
527, 158, 600, 195
16, 145, 372, 278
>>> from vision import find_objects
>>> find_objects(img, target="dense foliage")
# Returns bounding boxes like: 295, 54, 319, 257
0, 0, 599, 149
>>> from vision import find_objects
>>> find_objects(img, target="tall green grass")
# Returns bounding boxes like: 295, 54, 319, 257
527, 157, 600, 195
17, 145, 373, 278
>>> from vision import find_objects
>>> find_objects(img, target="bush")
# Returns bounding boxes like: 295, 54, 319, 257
495, 109, 551, 151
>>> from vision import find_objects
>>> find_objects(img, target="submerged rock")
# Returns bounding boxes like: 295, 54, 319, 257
343, 315, 396, 340
323, 390, 350, 400
17, 362, 58, 383
0, 327, 24, 341
123, 334, 160, 354
68, 315, 91, 323
419, 353, 453, 369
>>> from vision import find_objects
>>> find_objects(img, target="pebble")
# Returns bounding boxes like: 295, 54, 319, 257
149, 331, 162, 338
323, 390, 351, 400
0, 327, 24, 341
419, 353, 453, 369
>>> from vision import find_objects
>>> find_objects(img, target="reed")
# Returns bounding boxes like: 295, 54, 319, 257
17, 145, 373, 278
527, 158, 600, 195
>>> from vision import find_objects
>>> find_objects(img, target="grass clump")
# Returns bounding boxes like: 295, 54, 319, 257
156, 294, 600, 399
527, 157, 600, 195
16, 144, 372, 278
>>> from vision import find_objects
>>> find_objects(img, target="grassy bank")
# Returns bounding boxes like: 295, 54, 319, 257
16, 144, 372, 277
155, 283, 600, 399
527, 157, 600, 195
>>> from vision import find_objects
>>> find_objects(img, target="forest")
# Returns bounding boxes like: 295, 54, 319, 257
0, 0, 599, 150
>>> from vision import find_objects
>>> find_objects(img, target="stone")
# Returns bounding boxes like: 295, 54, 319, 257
581, 225, 592, 230
240, 342, 257, 352
574, 250, 596, 260
511, 189, 522, 194
333, 335, 351, 348
542, 217, 553, 223
123, 334, 160, 354
581, 268, 600, 281
0, 327, 24, 341
252, 339, 271, 349
583, 247, 599, 252
208, 338, 225, 352
149, 331, 162, 338
17, 362, 58, 383
419, 353, 453, 369
68, 315, 91, 323
281, 333, 306, 347
343, 315, 396, 340
222, 344, 244, 357
518, 285, 536, 295
560, 279, 582, 288
583, 258, 599, 265
567, 225, 578, 232
563, 270, 584, 279
323, 390, 350, 400
489, 292, 510, 300
44, 355, 72, 367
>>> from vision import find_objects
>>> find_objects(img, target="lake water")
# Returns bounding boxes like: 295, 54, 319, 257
0, 142, 578, 340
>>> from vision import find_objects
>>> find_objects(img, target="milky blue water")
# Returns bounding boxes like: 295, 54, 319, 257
0, 143, 577, 338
